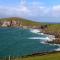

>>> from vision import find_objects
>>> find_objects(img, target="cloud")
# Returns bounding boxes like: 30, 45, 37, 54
0, 0, 60, 22
51, 5, 60, 17
0, 0, 46, 18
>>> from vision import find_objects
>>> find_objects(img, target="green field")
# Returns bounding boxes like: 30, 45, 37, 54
15, 52, 60, 60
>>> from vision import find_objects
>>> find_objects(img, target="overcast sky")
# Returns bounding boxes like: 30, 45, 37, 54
0, 0, 60, 22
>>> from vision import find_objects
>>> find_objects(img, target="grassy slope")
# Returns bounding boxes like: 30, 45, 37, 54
0, 17, 49, 27
0, 17, 42, 26
16, 53, 60, 60
41, 24, 60, 35
47, 24, 60, 32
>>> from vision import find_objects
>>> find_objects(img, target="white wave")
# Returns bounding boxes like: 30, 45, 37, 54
30, 29, 40, 34
40, 40, 60, 51
28, 37, 51, 41
30, 29, 45, 36
28, 37, 41, 39
53, 44, 60, 51
40, 33, 44, 35
30, 29, 55, 40
40, 41, 48, 44
54, 48, 60, 51
29, 29, 56, 45
49, 44, 60, 51
28, 36, 56, 46
28, 37, 50, 45
35, 33, 44, 35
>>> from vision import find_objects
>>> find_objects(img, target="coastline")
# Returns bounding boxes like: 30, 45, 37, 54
31, 29, 56, 44
30, 28, 60, 51
0, 17, 60, 58
40, 28, 60, 52
21, 28, 60, 58
42, 30, 60, 44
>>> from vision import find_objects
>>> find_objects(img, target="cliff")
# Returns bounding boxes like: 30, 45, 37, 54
0, 17, 43, 28
41, 24, 60, 44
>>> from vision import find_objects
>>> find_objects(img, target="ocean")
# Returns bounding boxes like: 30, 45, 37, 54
0, 27, 59, 56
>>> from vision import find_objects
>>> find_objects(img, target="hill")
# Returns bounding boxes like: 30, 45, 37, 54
0, 17, 43, 27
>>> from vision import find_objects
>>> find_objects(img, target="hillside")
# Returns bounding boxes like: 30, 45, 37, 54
0, 17, 43, 27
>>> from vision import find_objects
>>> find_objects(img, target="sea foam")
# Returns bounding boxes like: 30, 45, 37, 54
30, 29, 44, 35
28, 37, 51, 40
30, 29, 40, 34
29, 29, 60, 51
29, 29, 54, 41
29, 29, 56, 44
54, 48, 60, 51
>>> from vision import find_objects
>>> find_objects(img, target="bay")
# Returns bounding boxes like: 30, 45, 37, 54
0, 27, 58, 56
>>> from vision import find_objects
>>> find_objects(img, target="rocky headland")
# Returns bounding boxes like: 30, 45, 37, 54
41, 24, 60, 44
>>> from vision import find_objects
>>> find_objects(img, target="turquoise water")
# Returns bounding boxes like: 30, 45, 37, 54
0, 28, 58, 56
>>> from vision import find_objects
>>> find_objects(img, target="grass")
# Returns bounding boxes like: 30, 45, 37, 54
47, 24, 60, 32
42, 24, 60, 35
15, 52, 60, 60
0, 17, 48, 27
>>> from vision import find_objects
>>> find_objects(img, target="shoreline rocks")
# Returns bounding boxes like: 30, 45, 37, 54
42, 29, 60, 44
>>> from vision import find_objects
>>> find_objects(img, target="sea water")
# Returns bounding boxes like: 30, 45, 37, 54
0, 27, 59, 56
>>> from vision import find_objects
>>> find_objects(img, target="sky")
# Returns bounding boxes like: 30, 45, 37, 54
0, 0, 60, 22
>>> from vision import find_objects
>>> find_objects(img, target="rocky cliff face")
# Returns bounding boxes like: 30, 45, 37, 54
0, 17, 42, 28
0, 20, 20, 27
42, 28, 60, 44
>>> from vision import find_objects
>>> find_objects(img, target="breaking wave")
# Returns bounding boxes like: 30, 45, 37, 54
29, 29, 60, 51
54, 48, 60, 51
28, 37, 51, 41
30, 29, 44, 35
54, 44, 60, 51
29, 29, 54, 43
